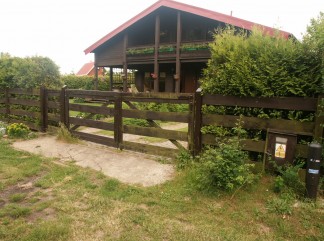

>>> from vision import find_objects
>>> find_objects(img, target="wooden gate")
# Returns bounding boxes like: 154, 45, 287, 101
62, 89, 193, 157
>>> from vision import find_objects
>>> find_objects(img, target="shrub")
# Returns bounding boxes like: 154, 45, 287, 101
272, 163, 305, 197
193, 138, 258, 192
176, 150, 194, 170
6, 123, 29, 138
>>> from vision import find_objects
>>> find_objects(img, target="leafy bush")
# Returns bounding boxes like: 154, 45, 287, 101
273, 163, 305, 197
176, 150, 194, 170
0, 53, 61, 89
6, 123, 30, 138
61, 75, 110, 91
193, 138, 258, 192
201, 27, 321, 97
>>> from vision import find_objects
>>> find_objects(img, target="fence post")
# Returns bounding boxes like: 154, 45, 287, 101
40, 86, 48, 132
314, 95, 324, 142
191, 90, 203, 156
60, 86, 68, 128
5, 88, 10, 122
114, 92, 123, 149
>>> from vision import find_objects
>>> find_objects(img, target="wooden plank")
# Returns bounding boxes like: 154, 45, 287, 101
10, 109, 40, 119
201, 134, 265, 152
67, 89, 117, 99
71, 131, 116, 147
0, 98, 5, 104
123, 141, 179, 157
8, 88, 40, 96
69, 103, 114, 116
8, 98, 40, 107
47, 90, 61, 96
202, 114, 314, 136
48, 101, 60, 109
122, 109, 189, 123
203, 94, 317, 111
121, 97, 190, 104
123, 125, 188, 141
70, 117, 114, 130
122, 92, 192, 99
48, 113, 60, 122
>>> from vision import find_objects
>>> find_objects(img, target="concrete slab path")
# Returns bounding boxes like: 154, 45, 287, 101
12, 136, 175, 187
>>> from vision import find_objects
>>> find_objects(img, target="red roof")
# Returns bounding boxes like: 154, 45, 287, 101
85, 0, 292, 54
76, 62, 95, 76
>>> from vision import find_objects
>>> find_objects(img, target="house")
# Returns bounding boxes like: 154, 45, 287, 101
85, 0, 292, 93
76, 61, 105, 76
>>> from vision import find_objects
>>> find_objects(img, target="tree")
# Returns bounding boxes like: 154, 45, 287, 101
302, 12, 324, 93
0, 53, 61, 89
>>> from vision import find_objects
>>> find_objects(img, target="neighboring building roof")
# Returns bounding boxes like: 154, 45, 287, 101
76, 62, 95, 76
85, 0, 292, 54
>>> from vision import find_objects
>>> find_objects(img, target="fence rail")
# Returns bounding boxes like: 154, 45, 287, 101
0, 88, 322, 160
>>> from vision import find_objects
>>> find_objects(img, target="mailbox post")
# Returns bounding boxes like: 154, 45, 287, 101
306, 143, 322, 200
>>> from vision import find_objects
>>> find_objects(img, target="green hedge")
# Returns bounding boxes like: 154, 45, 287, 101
61, 75, 110, 91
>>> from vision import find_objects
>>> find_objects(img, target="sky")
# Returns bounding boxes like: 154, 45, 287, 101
0, 0, 323, 74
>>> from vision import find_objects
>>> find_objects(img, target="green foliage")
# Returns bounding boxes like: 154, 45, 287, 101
267, 192, 295, 215
272, 163, 305, 197
6, 123, 30, 138
123, 118, 150, 127
201, 26, 321, 97
56, 123, 78, 143
176, 150, 194, 170
303, 12, 324, 93
136, 102, 189, 112
61, 74, 110, 91
193, 138, 258, 192
0, 53, 61, 89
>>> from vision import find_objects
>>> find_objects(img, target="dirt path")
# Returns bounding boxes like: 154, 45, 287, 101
12, 136, 175, 187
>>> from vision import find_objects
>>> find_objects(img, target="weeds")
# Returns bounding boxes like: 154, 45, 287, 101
56, 123, 78, 143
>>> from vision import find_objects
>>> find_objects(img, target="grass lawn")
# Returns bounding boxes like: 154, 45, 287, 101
0, 139, 323, 241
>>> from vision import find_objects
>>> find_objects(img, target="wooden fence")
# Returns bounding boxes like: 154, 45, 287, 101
0, 88, 323, 159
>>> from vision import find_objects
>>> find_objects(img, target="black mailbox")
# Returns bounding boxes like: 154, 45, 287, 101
266, 129, 297, 169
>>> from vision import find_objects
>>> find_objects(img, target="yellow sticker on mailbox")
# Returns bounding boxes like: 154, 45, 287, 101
275, 144, 286, 158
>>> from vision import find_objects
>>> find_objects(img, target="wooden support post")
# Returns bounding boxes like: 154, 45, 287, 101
175, 11, 181, 93
40, 86, 48, 132
314, 95, 324, 142
123, 34, 128, 92
110, 67, 113, 91
154, 14, 160, 92
5, 88, 10, 122
191, 90, 202, 156
60, 86, 68, 128
114, 93, 123, 149
94, 64, 98, 90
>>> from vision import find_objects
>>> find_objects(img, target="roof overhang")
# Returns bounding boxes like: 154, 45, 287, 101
84, 0, 292, 54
